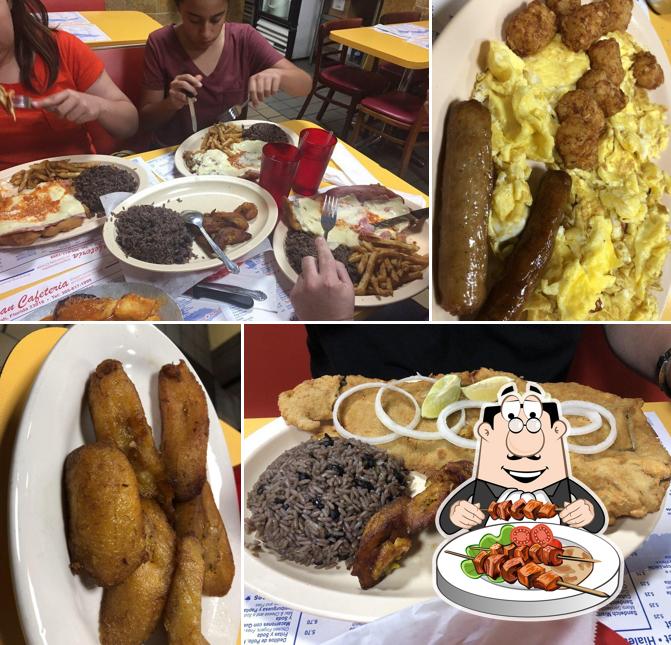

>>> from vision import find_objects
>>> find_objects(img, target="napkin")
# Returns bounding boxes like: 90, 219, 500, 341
322, 600, 599, 645
330, 143, 381, 186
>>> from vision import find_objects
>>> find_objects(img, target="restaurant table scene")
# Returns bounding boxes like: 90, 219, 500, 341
0, 0, 430, 322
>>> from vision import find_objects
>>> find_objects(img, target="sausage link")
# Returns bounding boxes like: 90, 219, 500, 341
477, 169, 572, 320
438, 100, 493, 316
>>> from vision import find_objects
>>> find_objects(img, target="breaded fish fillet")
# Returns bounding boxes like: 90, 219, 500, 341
159, 360, 209, 502
100, 499, 176, 645
279, 370, 671, 524
278, 374, 342, 432
88, 359, 173, 511
175, 481, 235, 597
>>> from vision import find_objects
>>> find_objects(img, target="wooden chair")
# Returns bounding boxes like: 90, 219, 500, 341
296, 18, 389, 139
350, 91, 428, 178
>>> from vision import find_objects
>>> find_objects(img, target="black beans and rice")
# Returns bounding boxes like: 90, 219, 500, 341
74, 165, 139, 216
246, 436, 408, 568
115, 205, 194, 264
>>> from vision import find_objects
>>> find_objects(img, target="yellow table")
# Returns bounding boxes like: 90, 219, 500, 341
330, 20, 429, 70
77, 11, 161, 49
0, 327, 241, 645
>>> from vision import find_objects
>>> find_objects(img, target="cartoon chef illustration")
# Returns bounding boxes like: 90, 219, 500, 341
438, 381, 607, 535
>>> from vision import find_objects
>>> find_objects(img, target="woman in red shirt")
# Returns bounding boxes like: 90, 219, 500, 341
0, 0, 138, 170
140, 0, 312, 146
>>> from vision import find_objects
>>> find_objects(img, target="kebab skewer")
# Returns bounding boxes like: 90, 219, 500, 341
443, 549, 607, 598
487, 499, 561, 521
470, 542, 599, 564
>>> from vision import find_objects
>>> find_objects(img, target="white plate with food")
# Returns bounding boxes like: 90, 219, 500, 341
174, 120, 299, 179
432, 0, 671, 321
435, 523, 622, 620
18, 282, 183, 321
103, 176, 277, 273
272, 186, 429, 307
9, 324, 240, 645
0, 155, 152, 249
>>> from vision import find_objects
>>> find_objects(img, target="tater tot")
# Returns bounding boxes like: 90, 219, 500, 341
633, 51, 665, 90
601, 0, 633, 33
588, 38, 625, 85
577, 69, 627, 117
505, 0, 557, 57
556, 116, 601, 170
555, 89, 606, 133
560, 3, 607, 52
546, 0, 580, 16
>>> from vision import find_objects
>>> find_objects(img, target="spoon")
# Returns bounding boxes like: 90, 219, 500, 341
181, 210, 240, 274
217, 98, 250, 123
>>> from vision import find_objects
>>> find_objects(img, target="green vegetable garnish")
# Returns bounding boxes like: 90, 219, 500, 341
460, 524, 514, 583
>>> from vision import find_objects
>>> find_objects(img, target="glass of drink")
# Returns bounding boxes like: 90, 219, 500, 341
293, 129, 338, 196
259, 143, 301, 211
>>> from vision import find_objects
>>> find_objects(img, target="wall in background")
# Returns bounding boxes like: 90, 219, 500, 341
104, 0, 244, 26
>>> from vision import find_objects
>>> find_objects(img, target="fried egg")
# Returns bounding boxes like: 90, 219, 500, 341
474, 33, 671, 320
190, 140, 266, 177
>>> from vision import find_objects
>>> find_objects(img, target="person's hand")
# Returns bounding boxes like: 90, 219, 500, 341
32, 90, 102, 124
559, 499, 595, 528
167, 74, 203, 110
248, 68, 283, 107
449, 501, 485, 530
290, 237, 355, 321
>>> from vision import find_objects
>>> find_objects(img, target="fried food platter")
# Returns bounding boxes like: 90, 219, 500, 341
431, 0, 671, 320
0, 155, 152, 249
9, 324, 240, 644
102, 176, 277, 273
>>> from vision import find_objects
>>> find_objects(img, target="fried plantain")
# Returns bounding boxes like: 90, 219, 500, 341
164, 536, 210, 645
65, 443, 146, 587
159, 360, 209, 502
174, 481, 235, 596
87, 359, 173, 511
100, 499, 176, 645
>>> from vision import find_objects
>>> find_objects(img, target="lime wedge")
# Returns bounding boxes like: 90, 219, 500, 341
461, 376, 514, 402
421, 374, 461, 419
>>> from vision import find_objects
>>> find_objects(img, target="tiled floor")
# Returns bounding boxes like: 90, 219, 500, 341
246, 59, 429, 195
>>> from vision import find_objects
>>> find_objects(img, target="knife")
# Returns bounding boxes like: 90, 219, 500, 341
202, 283, 267, 302
187, 96, 198, 133
373, 207, 429, 229
191, 285, 254, 309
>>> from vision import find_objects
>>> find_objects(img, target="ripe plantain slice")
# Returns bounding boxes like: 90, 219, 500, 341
65, 443, 146, 587
100, 499, 176, 645
164, 536, 210, 645
175, 481, 235, 596
87, 359, 173, 511
159, 361, 209, 502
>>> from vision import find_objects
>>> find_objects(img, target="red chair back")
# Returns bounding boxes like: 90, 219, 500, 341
380, 11, 421, 24
87, 46, 150, 154
314, 18, 363, 78
43, 0, 104, 10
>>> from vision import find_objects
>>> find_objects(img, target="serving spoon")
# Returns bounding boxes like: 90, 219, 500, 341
181, 210, 240, 274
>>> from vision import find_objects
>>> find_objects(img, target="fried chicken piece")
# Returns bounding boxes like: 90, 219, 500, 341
212, 227, 252, 248
555, 89, 606, 132
505, 0, 557, 57
588, 38, 625, 85
404, 460, 472, 533
577, 69, 627, 116
556, 115, 601, 170
633, 51, 665, 90
351, 497, 411, 590
545, 0, 580, 16
234, 201, 258, 221
601, 0, 633, 33
560, 2, 607, 52
53, 294, 117, 321
278, 375, 342, 432
88, 359, 174, 512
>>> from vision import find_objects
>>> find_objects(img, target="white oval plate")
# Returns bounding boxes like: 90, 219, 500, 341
431, 0, 671, 320
436, 524, 621, 620
9, 324, 241, 645
244, 417, 661, 622
272, 210, 429, 308
103, 176, 277, 273
0, 154, 152, 249
174, 120, 300, 178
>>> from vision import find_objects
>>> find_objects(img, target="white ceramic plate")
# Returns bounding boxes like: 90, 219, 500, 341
272, 203, 429, 308
243, 417, 662, 623
9, 324, 241, 645
103, 176, 277, 273
18, 282, 183, 321
431, 0, 671, 320
174, 120, 300, 178
0, 154, 152, 249
435, 524, 622, 619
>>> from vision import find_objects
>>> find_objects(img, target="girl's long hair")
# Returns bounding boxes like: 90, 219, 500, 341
10, 0, 60, 92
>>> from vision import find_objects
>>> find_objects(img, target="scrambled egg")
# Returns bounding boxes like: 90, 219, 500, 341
473, 33, 671, 320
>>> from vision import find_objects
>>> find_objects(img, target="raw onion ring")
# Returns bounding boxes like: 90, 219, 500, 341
436, 400, 485, 450
563, 402, 603, 435
375, 383, 443, 440
563, 402, 617, 454
332, 383, 398, 444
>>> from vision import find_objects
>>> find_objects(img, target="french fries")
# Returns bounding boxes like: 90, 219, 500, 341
10, 159, 96, 191
349, 236, 428, 298
200, 122, 242, 155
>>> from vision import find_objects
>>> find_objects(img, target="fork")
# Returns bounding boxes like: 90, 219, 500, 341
321, 194, 338, 241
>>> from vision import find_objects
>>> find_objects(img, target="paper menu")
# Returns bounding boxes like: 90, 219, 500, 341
47, 12, 110, 43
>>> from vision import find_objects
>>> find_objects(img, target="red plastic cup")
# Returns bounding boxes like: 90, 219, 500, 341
259, 143, 301, 211
293, 128, 338, 196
